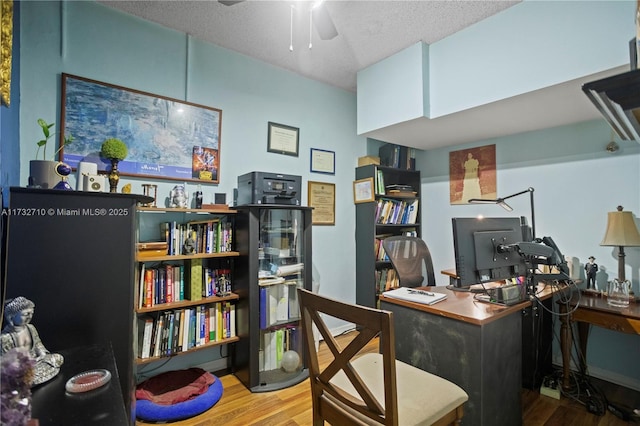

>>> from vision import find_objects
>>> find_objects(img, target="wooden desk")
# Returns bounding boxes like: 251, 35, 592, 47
380, 284, 555, 426
558, 292, 640, 391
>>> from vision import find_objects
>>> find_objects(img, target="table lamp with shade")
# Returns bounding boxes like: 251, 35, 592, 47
600, 205, 640, 305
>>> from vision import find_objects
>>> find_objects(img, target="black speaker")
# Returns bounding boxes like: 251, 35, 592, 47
215, 193, 226, 205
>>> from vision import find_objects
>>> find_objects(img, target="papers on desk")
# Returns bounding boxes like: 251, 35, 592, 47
383, 287, 447, 305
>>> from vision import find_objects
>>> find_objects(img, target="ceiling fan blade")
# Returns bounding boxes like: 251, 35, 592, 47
313, 5, 338, 40
219, 0, 244, 6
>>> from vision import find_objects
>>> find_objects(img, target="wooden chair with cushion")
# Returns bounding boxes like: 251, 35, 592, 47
297, 288, 468, 426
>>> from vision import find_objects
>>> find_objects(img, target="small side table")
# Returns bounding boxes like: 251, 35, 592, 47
558, 292, 640, 391
30, 343, 130, 425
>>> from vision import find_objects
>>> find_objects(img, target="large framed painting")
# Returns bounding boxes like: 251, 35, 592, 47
60, 73, 222, 184
449, 144, 496, 205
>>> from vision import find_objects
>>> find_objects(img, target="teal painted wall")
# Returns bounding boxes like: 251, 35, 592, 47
17, 0, 365, 378
0, 0, 20, 204
417, 120, 640, 389
12, 0, 640, 390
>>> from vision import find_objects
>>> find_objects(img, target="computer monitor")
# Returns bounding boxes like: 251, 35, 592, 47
452, 216, 531, 289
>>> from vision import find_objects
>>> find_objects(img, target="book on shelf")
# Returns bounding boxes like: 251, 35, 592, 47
378, 143, 416, 170
375, 169, 385, 195
259, 282, 299, 327
374, 198, 419, 225
137, 263, 146, 309
152, 313, 165, 358
138, 301, 237, 360
137, 315, 154, 359
185, 258, 203, 301
182, 308, 191, 350
260, 326, 300, 372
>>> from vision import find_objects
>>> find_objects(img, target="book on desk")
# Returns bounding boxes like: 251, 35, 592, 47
382, 287, 447, 305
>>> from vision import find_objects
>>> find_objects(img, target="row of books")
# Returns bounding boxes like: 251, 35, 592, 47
258, 326, 301, 372
259, 281, 301, 328
159, 218, 233, 256
137, 262, 232, 308
374, 229, 419, 263
374, 171, 417, 197
374, 198, 419, 225
374, 237, 389, 262
137, 302, 236, 359
378, 143, 416, 170
376, 267, 399, 293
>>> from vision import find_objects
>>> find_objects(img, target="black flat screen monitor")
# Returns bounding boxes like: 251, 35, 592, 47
452, 216, 531, 288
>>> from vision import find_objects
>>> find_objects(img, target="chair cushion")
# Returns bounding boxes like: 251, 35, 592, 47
329, 353, 468, 425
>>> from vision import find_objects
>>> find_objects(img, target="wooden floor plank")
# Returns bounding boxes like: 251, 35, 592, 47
136, 331, 639, 426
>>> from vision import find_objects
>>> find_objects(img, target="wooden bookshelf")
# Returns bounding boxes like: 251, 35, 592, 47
134, 207, 239, 367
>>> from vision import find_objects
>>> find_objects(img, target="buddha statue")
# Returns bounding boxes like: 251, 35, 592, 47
1, 297, 64, 386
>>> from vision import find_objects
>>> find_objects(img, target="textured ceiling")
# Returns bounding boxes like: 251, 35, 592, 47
100, 0, 520, 93
99, 0, 616, 149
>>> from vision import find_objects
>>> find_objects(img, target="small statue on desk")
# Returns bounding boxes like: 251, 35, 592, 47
585, 256, 598, 290
1, 297, 64, 387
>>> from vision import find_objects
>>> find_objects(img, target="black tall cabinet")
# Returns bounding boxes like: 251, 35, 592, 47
355, 165, 422, 308
234, 205, 312, 392
4, 188, 148, 423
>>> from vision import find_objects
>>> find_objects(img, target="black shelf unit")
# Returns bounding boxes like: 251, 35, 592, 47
355, 165, 422, 308
4, 188, 151, 424
234, 205, 312, 392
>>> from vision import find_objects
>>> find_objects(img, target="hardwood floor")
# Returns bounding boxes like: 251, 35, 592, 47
136, 331, 639, 425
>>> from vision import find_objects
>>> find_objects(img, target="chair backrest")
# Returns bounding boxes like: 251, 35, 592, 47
382, 236, 435, 288
297, 288, 399, 426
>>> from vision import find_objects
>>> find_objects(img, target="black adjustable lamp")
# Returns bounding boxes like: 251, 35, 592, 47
468, 187, 536, 239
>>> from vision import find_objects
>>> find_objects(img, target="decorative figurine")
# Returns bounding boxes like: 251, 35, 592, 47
169, 184, 189, 208
52, 162, 73, 191
182, 230, 196, 255
1, 297, 64, 387
585, 256, 598, 290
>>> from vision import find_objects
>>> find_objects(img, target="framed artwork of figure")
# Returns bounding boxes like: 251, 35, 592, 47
449, 144, 496, 205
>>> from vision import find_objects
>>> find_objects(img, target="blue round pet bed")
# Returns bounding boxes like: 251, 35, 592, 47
136, 373, 223, 422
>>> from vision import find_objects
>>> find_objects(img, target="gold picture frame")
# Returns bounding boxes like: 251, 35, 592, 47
308, 181, 335, 225
1, 0, 14, 106
353, 177, 375, 204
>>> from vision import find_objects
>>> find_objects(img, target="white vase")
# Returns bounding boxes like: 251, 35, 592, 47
29, 160, 60, 189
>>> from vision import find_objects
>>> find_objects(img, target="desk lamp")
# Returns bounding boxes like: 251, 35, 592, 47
600, 206, 640, 295
468, 187, 536, 239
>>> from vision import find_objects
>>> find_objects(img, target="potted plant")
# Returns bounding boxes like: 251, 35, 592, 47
29, 119, 74, 189
100, 138, 128, 193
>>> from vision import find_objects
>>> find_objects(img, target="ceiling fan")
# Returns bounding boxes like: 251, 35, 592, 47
218, 0, 338, 40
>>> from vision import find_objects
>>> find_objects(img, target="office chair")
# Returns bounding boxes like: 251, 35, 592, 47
382, 236, 436, 288
298, 288, 468, 426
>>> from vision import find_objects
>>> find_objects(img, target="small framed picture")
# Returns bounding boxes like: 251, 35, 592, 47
308, 181, 335, 225
267, 122, 299, 157
310, 148, 335, 175
353, 177, 375, 203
